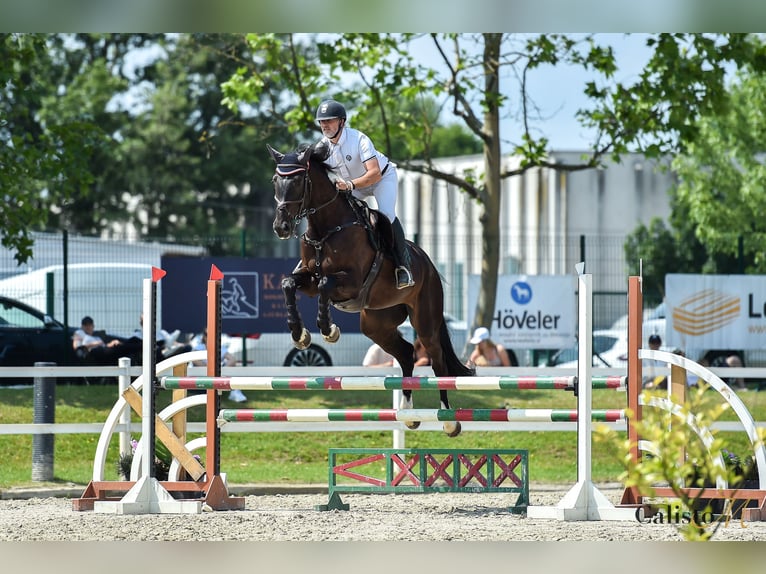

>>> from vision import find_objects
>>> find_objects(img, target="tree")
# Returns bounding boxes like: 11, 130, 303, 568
28, 34, 296, 252
0, 34, 105, 264
226, 34, 766, 334
624, 208, 748, 306
672, 67, 766, 273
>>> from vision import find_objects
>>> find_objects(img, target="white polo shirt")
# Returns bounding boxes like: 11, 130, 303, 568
320, 126, 389, 183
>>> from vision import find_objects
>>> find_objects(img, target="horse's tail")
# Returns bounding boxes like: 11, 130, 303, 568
440, 319, 475, 377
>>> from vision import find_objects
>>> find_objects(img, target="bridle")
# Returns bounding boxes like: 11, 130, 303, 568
272, 160, 340, 235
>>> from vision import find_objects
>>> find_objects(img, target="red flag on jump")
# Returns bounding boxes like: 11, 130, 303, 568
210, 264, 224, 281
151, 267, 167, 282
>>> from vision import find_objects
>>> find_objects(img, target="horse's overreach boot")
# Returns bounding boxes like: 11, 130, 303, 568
391, 217, 415, 289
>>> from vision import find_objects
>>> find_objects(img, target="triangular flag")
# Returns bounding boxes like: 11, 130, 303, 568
151, 267, 167, 282
210, 264, 224, 281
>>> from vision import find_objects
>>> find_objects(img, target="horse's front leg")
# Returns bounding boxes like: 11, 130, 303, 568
282, 274, 311, 350
317, 275, 340, 343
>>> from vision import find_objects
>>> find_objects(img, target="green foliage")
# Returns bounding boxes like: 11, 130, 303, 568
595, 383, 765, 541
672, 66, 766, 272
0, 34, 104, 264
623, 218, 679, 304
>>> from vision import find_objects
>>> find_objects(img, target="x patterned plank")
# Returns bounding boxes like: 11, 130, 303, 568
492, 453, 523, 488
391, 454, 422, 487
424, 453, 455, 487
458, 454, 488, 488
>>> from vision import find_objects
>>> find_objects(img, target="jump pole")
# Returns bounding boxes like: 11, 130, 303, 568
527, 265, 636, 521
200, 265, 246, 510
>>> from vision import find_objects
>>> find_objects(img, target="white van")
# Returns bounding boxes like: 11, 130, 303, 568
0, 263, 157, 338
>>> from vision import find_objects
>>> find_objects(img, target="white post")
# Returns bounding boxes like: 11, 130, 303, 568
392, 389, 405, 449
527, 265, 635, 521
118, 357, 132, 458
576, 272, 593, 486
140, 278, 154, 479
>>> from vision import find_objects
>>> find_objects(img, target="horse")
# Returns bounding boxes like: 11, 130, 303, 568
267, 142, 474, 437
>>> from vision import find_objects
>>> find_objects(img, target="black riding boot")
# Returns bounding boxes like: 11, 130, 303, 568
391, 217, 415, 289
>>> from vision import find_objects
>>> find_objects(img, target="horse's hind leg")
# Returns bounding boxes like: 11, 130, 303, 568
439, 389, 461, 438
317, 276, 340, 343
408, 274, 463, 437
361, 307, 419, 429
282, 275, 311, 349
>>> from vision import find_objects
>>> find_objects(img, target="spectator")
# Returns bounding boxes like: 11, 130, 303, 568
191, 328, 246, 403
363, 342, 396, 368
72, 316, 140, 365
468, 327, 517, 367
413, 337, 431, 367
643, 334, 667, 389
131, 312, 188, 358
725, 354, 747, 391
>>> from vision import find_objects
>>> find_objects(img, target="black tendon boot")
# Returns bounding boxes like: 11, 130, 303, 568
391, 217, 415, 289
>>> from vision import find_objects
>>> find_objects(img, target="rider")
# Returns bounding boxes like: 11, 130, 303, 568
315, 99, 415, 289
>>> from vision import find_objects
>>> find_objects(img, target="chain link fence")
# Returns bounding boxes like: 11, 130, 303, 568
0, 229, 639, 335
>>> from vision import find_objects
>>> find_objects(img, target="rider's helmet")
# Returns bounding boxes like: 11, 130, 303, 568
315, 99, 347, 122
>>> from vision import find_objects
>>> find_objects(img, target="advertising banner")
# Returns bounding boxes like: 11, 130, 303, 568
467, 274, 576, 349
666, 274, 766, 350
160, 257, 361, 335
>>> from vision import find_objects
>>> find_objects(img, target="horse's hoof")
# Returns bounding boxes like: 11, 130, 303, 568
399, 394, 418, 429
443, 421, 462, 438
323, 324, 340, 343
293, 328, 311, 350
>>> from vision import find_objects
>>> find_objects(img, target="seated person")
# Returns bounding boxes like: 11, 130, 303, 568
642, 334, 667, 389
413, 337, 431, 367
190, 328, 245, 402
363, 343, 395, 368
468, 327, 517, 367
131, 312, 189, 359
72, 316, 141, 365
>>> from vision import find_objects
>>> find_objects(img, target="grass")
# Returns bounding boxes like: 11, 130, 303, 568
0, 382, 764, 489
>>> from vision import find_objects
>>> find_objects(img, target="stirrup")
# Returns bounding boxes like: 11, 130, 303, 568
395, 267, 415, 289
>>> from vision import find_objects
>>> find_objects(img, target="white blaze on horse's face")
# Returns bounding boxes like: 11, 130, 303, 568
272, 171, 305, 239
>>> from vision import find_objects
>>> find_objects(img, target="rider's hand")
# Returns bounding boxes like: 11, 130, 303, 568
336, 179, 355, 192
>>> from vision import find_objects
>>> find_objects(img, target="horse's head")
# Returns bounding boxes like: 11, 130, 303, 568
268, 144, 312, 239
268, 142, 335, 239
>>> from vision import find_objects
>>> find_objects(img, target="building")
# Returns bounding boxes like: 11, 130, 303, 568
398, 151, 676, 327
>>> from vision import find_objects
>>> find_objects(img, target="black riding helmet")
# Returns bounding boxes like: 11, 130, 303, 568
315, 99, 347, 122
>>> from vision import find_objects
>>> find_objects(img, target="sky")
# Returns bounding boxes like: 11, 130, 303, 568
406, 33, 655, 152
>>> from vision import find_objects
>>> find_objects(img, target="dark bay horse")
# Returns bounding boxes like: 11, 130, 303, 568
268, 142, 473, 436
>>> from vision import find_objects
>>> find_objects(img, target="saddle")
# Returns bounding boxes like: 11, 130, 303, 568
345, 194, 395, 255
328, 194, 395, 312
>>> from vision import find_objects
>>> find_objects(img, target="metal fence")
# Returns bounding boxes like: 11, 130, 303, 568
0, 229, 651, 364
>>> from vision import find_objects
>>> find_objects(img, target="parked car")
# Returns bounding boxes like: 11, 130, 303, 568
0, 296, 78, 383
0, 262, 158, 338
223, 314, 469, 367
548, 328, 629, 368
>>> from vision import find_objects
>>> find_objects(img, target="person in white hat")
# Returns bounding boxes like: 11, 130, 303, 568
468, 327, 516, 367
